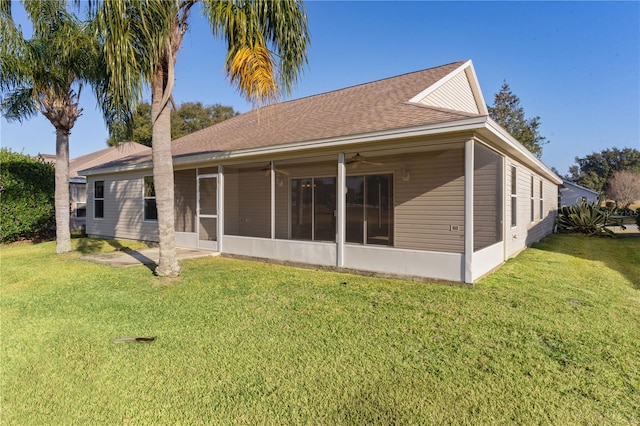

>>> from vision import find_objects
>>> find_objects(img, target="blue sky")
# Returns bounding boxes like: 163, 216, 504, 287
1, 1, 639, 175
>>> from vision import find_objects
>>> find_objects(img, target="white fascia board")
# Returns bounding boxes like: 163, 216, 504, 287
484, 118, 562, 184
172, 116, 488, 167
464, 61, 489, 116
78, 161, 153, 177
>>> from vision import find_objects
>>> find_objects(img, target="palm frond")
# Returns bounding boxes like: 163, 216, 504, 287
1, 87, 38, 122
89, 0, 178, 127
203, 0, 309, 105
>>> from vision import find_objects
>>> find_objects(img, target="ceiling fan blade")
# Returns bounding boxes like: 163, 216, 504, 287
362, 160, 383, 166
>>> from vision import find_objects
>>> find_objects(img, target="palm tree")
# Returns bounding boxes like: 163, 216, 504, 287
91, 0, 309, 276
0, 0, 100, 254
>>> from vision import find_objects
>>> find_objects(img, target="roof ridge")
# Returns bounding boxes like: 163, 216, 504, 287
272, 59, 469, 107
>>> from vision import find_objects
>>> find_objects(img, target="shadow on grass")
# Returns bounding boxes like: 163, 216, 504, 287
74, 237, 157, 272
534, 233, 640, 290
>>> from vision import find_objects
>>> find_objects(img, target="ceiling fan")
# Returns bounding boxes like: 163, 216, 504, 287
347, 153, 383, 168
261, 164, 290, 176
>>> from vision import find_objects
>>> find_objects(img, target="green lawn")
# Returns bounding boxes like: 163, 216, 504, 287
1, 235, 639, 424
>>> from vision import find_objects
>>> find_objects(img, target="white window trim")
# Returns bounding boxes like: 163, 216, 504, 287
530, 175, 535, 223
539, 180, 544, 220
510, 166, 517, 228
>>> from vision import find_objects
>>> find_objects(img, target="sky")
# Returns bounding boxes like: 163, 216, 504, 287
1, 1, 639, 175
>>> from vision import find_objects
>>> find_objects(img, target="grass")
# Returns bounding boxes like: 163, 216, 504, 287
1, 234, 639, 424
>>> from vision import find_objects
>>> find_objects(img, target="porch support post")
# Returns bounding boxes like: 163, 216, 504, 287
217, 165, 224, 252
464, 139, 474, 284
270, 161, 276, 239
337, 152, 346, 267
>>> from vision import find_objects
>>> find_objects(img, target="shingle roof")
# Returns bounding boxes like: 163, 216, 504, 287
81, 61, 483, 174
169, 60, 476, 159
72, 142, 150, 177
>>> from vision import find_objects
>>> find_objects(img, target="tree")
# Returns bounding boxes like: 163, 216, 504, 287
107, 101, 238, 146
566, 147, 640, 193
0, 0, 100, 254
91, 0, 309, 276
488, 82, 548, 159
606, 170, 640, 210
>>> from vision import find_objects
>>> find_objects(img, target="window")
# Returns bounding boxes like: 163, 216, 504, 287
76, 202, 87, 218
510, 166, 517, 227
530, 176, 535, 223
144, 176, 157, 221
539, 181, 544, 219
346, 174, 393, 246
94, 181, 104, 219
291, 177, 336, 241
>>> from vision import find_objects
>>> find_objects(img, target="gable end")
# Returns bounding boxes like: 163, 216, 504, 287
409, 61, 488, 115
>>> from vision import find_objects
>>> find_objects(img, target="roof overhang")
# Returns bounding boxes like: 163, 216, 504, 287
80, 115, 561, 185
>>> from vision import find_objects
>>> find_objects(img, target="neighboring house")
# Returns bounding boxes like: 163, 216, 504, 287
80, 60, 561, 284
42, 142, 151, 230
559, 180, 600, 207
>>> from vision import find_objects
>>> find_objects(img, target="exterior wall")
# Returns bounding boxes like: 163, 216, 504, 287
505, 159, 558, 258
418, 71, 479, 114
174, 169, 196, 233
224, 166, 271, 238
392, 149, 464, 252
279, 151, 465, 251
86, 171, 159, 242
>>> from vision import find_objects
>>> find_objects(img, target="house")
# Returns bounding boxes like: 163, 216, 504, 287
80, 60, 561, 284
40, 143, 151, 230
559, 179, 600, 207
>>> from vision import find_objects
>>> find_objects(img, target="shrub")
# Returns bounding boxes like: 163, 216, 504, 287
636, 208, 640, 229
0, 149, 55, 243
556, 197, 621, 237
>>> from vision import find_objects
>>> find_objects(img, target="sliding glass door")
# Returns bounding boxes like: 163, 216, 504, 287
346, 174, 393, 246
291, 177, 336, 242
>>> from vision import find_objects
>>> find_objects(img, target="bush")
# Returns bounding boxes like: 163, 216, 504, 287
0, 149, 55, 243
556, 197, 621, 237
636, 208, 640, 229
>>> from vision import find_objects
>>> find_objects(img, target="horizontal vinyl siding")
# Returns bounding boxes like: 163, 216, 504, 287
474, 147, 502, 251
393, 149, 464, 253
86, 172, 159, 242
224, 170, 240, 235
238, 168, 270, 238
506, 160, 558, 258
418, 71, 479, 114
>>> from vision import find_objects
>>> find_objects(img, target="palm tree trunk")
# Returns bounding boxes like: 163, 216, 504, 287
151, 66, 180, 277
55, 128, 72, 254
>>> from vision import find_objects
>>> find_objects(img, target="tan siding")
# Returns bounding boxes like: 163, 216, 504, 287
86, 172, 159, 242
418, 71, 479, 114
394, 149, 464, 253
474, 143, 503, 250
505, 159, 558, 257
224, 169, 239, 235
174, 169, 196, 233
238, 168, 270, 238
